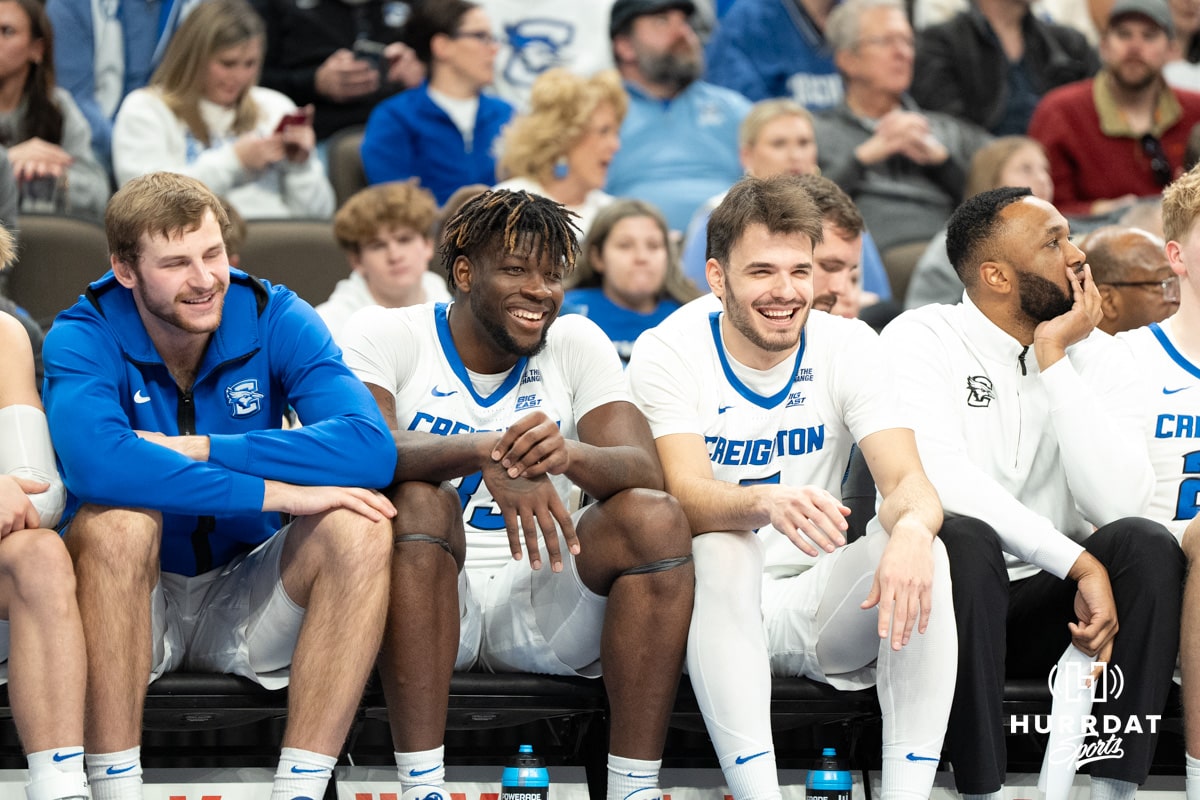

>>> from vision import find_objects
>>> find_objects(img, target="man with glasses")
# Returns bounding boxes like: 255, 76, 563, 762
881, 186, 1182, 800
1081, 224, 1180, 334
814, 0, 991, 301
1029, 0, 1200, 217
360, 0, 513, 204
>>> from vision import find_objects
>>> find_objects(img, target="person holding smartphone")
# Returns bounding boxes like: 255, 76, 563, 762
360, 0, 513, 205
0, 0, 109, 219
112, 0, 334, 219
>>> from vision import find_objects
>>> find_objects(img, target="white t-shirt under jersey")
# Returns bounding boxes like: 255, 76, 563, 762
626, 295, 906, 576
341, 302, 627, 572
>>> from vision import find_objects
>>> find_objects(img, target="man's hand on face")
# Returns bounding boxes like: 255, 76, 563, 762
1034, 263, 1102, 368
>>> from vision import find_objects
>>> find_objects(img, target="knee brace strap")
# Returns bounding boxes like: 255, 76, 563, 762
620, 553, 693, 577
392, 533, 454, 556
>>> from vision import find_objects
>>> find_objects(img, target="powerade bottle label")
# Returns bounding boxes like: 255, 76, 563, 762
805, 747, 851, 800
500, 744, 549, 800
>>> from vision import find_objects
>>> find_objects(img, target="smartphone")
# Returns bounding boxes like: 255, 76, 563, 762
19, 174, 67, 214
274, 109, 311, 134
352, 38, 387, 71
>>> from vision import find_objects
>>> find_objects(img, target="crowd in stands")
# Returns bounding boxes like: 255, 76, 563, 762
3, 0, 1195, 332
6, 0, 1200, 798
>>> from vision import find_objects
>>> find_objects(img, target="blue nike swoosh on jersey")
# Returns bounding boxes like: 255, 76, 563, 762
905, 753, 939, 762
52, 751, 83, 762
718, 405, 734, 413
105, 765, 136, 775
1164, 386, 1192, 394
290, 766, 329, 774
735, 750, 771, 764
409, 766, 440, 776
432, 386, 457, 397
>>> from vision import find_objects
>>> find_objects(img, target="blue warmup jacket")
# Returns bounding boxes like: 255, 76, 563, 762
360, 82, 514, 205
43, 270, 397, 576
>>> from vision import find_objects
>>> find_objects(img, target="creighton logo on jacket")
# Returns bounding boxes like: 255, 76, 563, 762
42, 269, 396, 577
225, 378, 264, 418
627, 295, 908, 572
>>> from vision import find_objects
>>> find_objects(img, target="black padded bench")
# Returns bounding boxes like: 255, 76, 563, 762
0, 671, 1176, 799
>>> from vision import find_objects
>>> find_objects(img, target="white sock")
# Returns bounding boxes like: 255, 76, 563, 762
86, 747, 142, 800
1090, 776, 1136, 800
880, 539, 954, 800
881, 745, 939, 800
606, 754, 659, 800
395, 747, 445, 791
270, 747, 336, 800
1187, 754, 1200, 800
689, 533, 779, 800
718, 748, 780, 800
26, 748, 87, 800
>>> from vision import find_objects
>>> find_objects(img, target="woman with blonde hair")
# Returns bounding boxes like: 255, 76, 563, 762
906, 135, 1053, 308
495, 67, 626, 236
564, 198, 700, 363
112, 0, 334, 219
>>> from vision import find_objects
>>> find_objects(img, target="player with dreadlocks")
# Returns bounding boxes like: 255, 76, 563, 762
340, 189, 695, 800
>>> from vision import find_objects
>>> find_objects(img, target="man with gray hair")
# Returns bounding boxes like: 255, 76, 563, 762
814, 0, 990, 301
1080, 225, 1179, 335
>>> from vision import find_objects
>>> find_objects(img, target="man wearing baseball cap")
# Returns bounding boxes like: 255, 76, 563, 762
604, 0, 751, 232
1029, 0, 1200, 216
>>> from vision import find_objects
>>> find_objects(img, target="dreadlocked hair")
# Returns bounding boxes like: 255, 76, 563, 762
440, 189, 581, 278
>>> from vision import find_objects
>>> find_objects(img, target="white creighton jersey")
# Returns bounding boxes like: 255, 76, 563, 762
627, 296, 907, 575
1116, 319, 1200, 540
342, 302, 628, 571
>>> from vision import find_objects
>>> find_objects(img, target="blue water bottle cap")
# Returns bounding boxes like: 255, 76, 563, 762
822, 747, 837, 757
502, 743, 549, 790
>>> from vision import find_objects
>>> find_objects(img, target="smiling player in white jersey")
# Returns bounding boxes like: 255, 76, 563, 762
627, 174, 956, 800
341, 189, 695, 800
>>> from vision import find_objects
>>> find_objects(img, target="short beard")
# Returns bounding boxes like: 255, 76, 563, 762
468, 286, 551, 358
636, 49, 702, 94
1109, 63, 1158, 93
1016, 268, 1073, 323
723, 276, 804, 354
135, 281, 226, 334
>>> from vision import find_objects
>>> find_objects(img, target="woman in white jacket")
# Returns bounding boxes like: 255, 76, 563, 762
112, 0, 334, 220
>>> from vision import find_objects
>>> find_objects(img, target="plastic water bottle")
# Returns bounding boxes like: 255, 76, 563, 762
806, 747, 852, 800
499, 744, 549, 800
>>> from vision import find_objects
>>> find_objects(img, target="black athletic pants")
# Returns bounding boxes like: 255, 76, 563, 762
940, 515, 1183, 793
